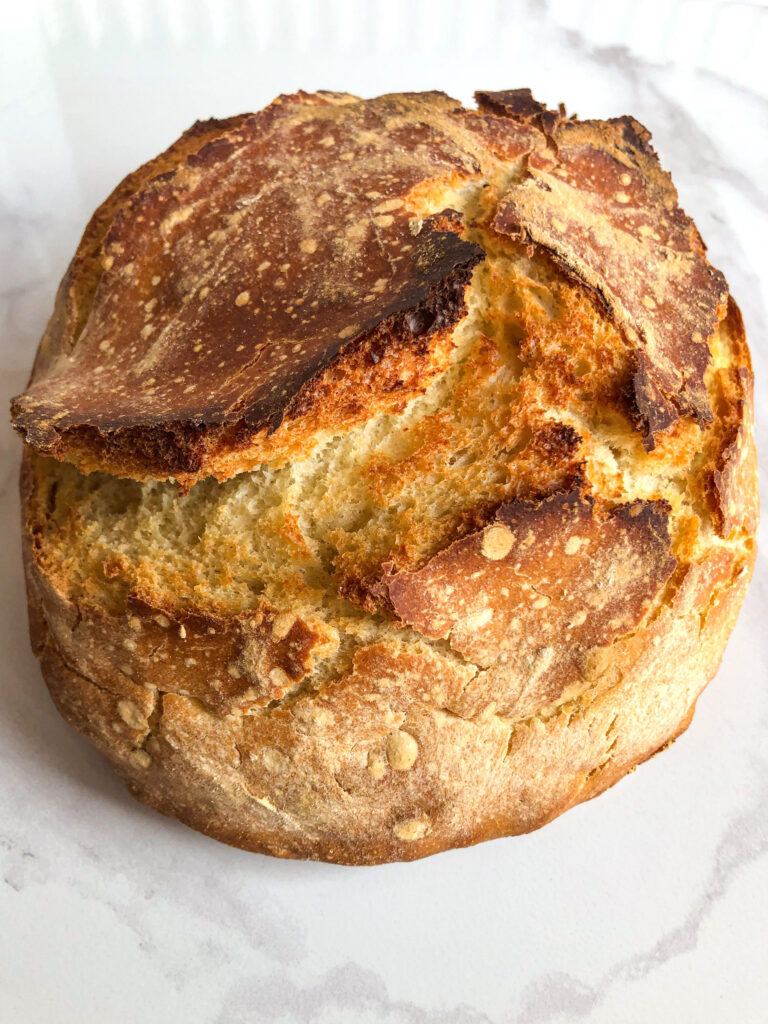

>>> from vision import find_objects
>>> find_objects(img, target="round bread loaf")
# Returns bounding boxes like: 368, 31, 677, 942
12, 90, 757, 864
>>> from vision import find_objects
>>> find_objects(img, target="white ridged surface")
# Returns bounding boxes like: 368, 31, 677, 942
28, 0, 768, 93
1, 2, 767, 1022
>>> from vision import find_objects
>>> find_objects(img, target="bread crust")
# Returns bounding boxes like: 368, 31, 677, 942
478, 90, 727, 444
25, 503, 754, 863
14, 89, 759, 864
12, 90, 732, 483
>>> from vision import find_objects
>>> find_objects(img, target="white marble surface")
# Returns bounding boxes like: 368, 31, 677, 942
1, 2, 767, 1021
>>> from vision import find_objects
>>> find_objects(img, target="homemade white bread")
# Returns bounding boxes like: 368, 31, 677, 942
13, 90, 758, 863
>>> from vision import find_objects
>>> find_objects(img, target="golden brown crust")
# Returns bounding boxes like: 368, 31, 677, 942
12, 89, 731, 482
22, 454, 339, 717
29, 526, 754, 864
13, 88, 759, 864
387, 490, 677, 717
26, 115, 251, 384
706, 300, 758, 537
481, 91, 728, 446
12, 93, 484, 482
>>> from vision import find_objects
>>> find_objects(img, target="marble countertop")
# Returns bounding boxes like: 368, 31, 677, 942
1, 2, 766, 1021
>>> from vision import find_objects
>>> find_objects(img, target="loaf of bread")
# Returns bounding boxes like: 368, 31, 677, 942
12, 90, 757, 863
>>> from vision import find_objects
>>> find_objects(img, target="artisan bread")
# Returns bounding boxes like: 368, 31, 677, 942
13, 90, 757, 864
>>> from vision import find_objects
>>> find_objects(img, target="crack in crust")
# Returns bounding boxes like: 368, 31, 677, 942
12, 89, 730, 478
480, 91, 728, 449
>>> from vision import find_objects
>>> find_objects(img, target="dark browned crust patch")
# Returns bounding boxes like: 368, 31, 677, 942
14, 226, 482, 480
11, 88, 731, 479
475, 88, 566, 138
12, 92, 484, 479
388, 489, 676, 713
485, 93, 727, 448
